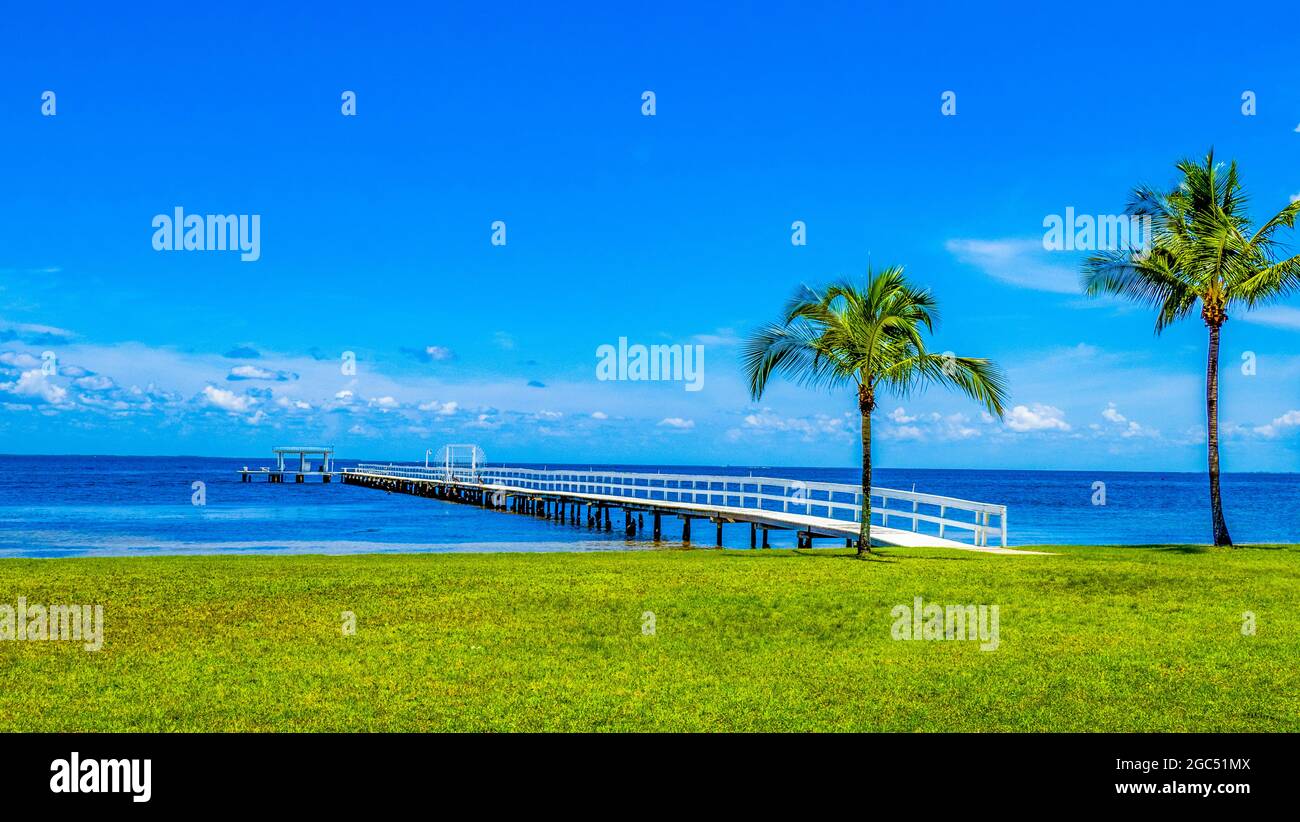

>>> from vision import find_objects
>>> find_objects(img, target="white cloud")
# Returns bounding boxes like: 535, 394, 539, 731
658, 417, 695, 430
946, 238, 1081, 294
0, 369, 67, 404
1100, 402, 1156, 438
0, 351, 43, 369
740, 410, 850, 440
888, 407, 916, 423
418, 400, 458, 416
73, 375, 114, 391
228, 364, 296, 381
1253, 409, 1300, 438
590, 411, 608, 420
1005, 403, 1071, 432
879, 410, 981, 442
201, 385, 256, 413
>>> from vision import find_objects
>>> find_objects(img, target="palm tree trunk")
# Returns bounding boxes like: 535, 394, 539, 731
858, 385, 874, 556
1206, 323, 1233, 547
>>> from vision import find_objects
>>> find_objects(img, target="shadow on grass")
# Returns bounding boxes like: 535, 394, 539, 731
1109, 544, 1299, 555
719, 548, 976, 565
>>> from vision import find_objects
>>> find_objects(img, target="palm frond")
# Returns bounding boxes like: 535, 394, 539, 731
741, 266, 1008, 419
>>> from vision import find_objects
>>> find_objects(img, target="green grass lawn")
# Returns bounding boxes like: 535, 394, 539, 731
1, 544, 1297, 731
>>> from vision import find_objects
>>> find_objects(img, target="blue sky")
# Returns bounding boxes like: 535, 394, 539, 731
2, 1, 1299, 470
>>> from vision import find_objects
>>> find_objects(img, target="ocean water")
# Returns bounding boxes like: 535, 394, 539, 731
0, 455, 1295, 557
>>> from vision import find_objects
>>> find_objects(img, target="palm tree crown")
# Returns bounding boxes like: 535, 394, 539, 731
1083, 149, 1300, 328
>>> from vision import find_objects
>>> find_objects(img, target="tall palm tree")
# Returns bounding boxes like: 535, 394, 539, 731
1083, 150, 1300, 547
742, 266, 1008, 555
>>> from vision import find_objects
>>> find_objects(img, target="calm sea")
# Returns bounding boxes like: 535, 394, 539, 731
0, 455, 1295, 557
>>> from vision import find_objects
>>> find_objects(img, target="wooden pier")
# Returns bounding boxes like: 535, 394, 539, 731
340, 460, 1022, 553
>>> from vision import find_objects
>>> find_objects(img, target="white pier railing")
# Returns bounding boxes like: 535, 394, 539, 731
345, 464, 1008, 548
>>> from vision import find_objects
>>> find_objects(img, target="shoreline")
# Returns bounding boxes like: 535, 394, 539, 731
0, 542, 1288, 561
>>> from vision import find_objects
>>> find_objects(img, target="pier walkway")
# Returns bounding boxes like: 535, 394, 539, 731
341, 463, 1030, 553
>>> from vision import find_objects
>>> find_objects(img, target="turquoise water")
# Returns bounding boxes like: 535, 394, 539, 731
0, 455, 1295, 556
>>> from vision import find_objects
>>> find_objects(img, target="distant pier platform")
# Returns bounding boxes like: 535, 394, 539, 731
240, 446, 339, 483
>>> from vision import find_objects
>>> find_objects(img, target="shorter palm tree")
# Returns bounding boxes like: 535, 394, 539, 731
743, 266, 1008, 554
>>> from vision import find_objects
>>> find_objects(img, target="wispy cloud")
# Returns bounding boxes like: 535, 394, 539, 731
227, 364, 297, 382
945, 238, 1081, 294
0, 320, 75, 345
1240, 305, 1300, 331
692, 327, 741, 346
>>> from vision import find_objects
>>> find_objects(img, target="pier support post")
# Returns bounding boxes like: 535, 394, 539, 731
716, 520, 723, 548
762, 528, 770, 548
751, 523, 757, 549
603, 507, 611, 531
653, 512, 661, 540
682, 517, 691, 544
